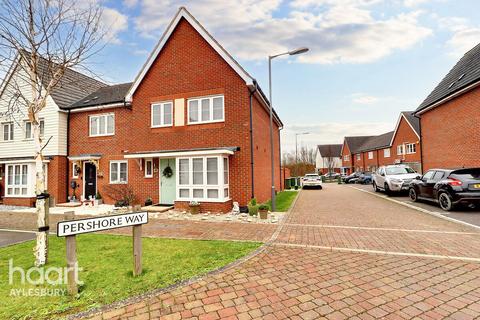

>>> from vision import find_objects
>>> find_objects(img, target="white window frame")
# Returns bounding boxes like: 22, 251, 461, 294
72, 162, 80, 179
151, 101, 173, 128
368, 151, 373, 159
356, 154, 361, 161
2, 122, 14, 141
187, 95, 224, 125
145, 158, 153, 178
5, 164, 29, 197
397, 144, 404, 155
89, 113, 115, 137
176, 155, 229, 202
24, 119, 45, 140
383, 148, 390, 158
109, 160, 128, 184
343, 155, 350, 161
406, 143, 416, 154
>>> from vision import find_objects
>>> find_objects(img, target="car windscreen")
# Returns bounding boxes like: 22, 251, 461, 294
385, 167, 415, 175
451, 169, 480, 180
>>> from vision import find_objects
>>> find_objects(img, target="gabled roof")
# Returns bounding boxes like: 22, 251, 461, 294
67, 82, 132, 109
358, 131, 394, 152
390, 111, 420, 145
317, 144, 342, 158
344, 136, 375, 154
416, 43, 480, 114
36, 56, 106, 109
125, 7, 254, 102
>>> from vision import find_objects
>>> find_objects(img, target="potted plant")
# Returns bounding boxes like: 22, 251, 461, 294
248, 198, 258, 217
189, 201, 200, 214
95, 192, 103, 205
258, 204, 269, 219
145, 197, 153, 206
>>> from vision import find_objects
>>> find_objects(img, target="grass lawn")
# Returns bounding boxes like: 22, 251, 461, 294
0, 234, 261, 319
266, 190, 298, 212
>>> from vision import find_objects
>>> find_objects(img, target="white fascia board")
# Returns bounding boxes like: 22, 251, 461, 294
67, 103, 125, 113
125, 7, 254, 102
124, 149, 234, 159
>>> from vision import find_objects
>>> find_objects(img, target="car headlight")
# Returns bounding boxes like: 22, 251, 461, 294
390, 178, 403, 183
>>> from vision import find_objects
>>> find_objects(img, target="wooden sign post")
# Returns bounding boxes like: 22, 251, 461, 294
64, 211, 78, 295
57, 209, 148, 295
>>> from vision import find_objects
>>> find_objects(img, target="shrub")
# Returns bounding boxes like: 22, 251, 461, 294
95, 191, 102, 200
105, 184, 138, 206
258, 204, 269, 211
248, 204, 258, 216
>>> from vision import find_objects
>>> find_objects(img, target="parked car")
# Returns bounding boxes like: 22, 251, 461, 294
343, 172, 363, 184
323, 172, 340, 179
409, 168, 480, 211
373, 165, 420, 194
302, 173, 323, 189
356, 172, 373, 185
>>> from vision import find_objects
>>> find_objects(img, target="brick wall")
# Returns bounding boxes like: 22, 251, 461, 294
68, 17, 281, 210
47, 156, 68, 205
341, 142, 352, 174
421, 88, 480, 171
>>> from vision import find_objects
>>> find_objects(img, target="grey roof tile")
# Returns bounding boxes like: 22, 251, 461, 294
416, 42, 480, 112
317, 144, 342, 157
67, 82, 132, 109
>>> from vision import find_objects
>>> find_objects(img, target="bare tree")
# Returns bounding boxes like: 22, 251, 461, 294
0, 0, 105, 266
282, 146, 316, 176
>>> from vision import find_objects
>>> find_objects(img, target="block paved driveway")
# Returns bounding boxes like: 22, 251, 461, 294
80, 184, 480, 320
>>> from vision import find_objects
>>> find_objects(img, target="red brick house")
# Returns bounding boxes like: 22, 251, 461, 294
65, 7, 282, 212
340, 111, 422, 174
415, 43, 480, 171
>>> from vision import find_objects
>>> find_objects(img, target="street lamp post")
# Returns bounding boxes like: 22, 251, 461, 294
268, 47, 309, 212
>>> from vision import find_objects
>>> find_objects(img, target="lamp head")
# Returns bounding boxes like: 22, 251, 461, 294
289, 47, 309, 55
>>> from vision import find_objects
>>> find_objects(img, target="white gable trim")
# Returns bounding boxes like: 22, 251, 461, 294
390, 113, 420, 146
125, 7, 254, 102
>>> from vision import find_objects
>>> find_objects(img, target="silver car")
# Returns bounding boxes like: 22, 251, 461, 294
373, 165, 420, 194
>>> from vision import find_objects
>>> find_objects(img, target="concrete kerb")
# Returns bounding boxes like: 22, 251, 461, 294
69, 191, 302, 320
350, 186, 480, 232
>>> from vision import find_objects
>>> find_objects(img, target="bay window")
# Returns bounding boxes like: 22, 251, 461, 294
5, 164, 28, 196
188, 95, 224, 124
177, 156, 229, 201
110, 161, 128, 183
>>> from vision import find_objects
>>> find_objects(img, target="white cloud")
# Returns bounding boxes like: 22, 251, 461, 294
123, 0, 139, 8
101, 8, 129, 44
352, 94, 379, 104
280, 122, 393, 151
403, 0, 430, 7
131, 0, 432, 64
435, 15, 480, 57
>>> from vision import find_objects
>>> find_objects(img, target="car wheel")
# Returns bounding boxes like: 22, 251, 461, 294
318, 186, 323, 190
373, 182, 379, 192
438, 192, 454, 211
384, 183, 391, 195
409, 188, 418, 202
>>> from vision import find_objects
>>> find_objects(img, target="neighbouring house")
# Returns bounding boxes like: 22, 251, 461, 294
66, 7, 283, 213
341, 136, 373, 175
415, 43, 480, 171
0, 55, 104, 206
340, 110, 422, 175
390, 111, 421, 172
315, 144, 342, 174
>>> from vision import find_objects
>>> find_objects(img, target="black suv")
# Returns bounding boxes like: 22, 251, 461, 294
343, 172, 363, 184
409, 168, 480, 211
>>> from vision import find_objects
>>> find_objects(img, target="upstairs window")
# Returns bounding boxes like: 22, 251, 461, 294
383, 148, 390, 158
397, 145, 404, 155
343, 155, 350, 161
368, 151, 373, 159
356, 154, 361, 161
90, 114, 114, 137
25, 120, 45, 139
151, 102, 173, 127
406, 143, 416, 154
188, 95, 224, 124
2, 122, 14, 141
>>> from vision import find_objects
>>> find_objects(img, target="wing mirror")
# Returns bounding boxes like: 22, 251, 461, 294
415, 175, 422, 180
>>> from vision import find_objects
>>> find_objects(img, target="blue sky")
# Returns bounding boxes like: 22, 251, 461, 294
93, 0, 480, 151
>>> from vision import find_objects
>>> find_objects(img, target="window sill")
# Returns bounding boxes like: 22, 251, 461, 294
151, 125, 173, 128
176, 198, 231, 203
89, 134, 115, 138
109, 181, 128, 185
187, 119, 225, 126
4, 195, 34, 198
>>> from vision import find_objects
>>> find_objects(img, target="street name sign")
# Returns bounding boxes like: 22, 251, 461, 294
57, 212, 148, 237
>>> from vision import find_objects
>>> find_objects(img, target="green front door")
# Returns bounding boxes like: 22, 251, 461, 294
160, 159, 176, 205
